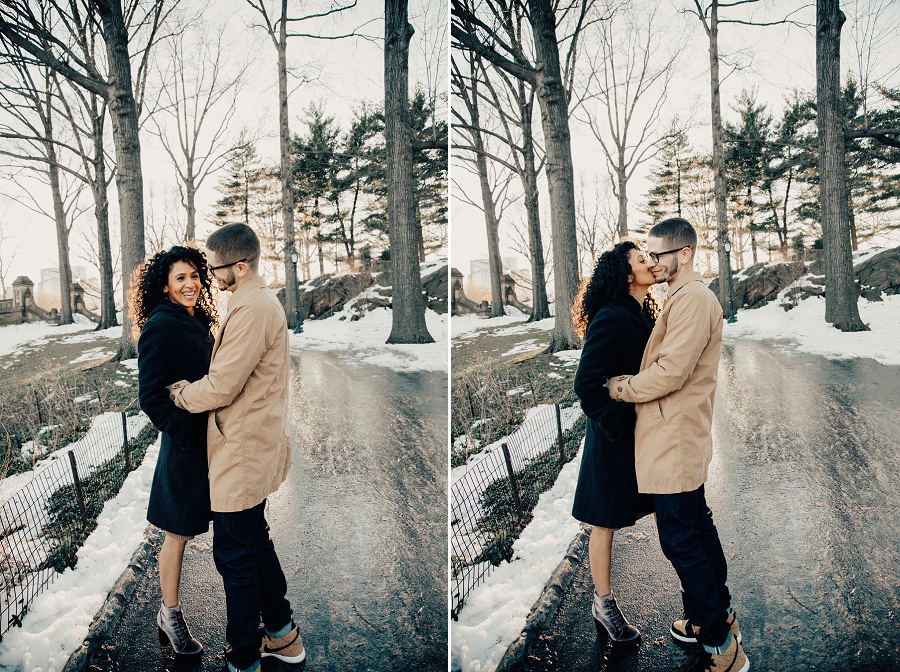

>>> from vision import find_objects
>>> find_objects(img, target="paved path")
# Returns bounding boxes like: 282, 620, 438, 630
510, 339, 900, 672
88, 349, 448, 672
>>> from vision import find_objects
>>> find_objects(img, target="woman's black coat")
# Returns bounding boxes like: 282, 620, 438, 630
572, 296, 654, 528
138, 300, 214, 536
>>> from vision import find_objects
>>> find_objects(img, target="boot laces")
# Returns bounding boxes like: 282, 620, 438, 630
171, 609, 189, 641
605, 599, 627, 633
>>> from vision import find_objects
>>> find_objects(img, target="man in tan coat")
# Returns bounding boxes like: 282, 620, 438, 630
169, 224, 304, 672
607, 218, 748, 672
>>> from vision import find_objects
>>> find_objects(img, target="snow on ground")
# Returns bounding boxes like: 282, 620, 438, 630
451, 440, 585, 672
500, 338, 546, 358
451, 404, 583, 587
723, 292, 900, 366
451, 307, 530, 341
551, 349, 580, 367
290, 306, 447, 372
0, 436, 160, 672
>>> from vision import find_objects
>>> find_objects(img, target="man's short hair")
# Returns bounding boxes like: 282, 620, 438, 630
206, 223, 260, 269
648, 217, 697, 253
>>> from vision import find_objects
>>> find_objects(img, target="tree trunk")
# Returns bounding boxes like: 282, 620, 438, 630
314, 197, 325, 276
277, 0, 299, 326
816, 0, 867, 331
385, 0, 433, 343
415, 197, 426, 263
528, 0, 580, 351
616, 161, 628, 241
475, 148, 505, 317
98, 0, 145, 358
185, 174, 196, 242
47, 143, 74, 325
90, 105, 117, 329
520, 90, 550, 322
705, 1, 730, 309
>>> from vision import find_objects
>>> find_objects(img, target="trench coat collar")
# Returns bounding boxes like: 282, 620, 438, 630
666, 269, 703, 299
227, 274, 268, 306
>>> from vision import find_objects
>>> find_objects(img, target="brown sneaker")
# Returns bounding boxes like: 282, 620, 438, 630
260, 623, 306, 664
671, 610, 742, 644
699, 634, 749, 672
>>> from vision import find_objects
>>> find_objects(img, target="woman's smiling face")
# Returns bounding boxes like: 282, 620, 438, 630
163, 260, 201, 314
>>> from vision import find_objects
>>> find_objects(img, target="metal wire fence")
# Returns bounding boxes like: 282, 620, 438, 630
450, 401, 585, 619
0, 408, 155, 642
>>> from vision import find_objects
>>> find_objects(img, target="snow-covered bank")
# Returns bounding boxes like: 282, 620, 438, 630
0, 437, 160, 672
290, 305, 447, 372
451, 441, 585, 672
723, 293, 900, 366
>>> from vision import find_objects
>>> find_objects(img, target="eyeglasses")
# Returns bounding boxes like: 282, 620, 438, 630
208, 258, 247, 271
648, 247, 689, 263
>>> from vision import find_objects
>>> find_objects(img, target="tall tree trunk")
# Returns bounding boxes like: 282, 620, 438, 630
520, 88, 550, 322
314, 196, 324, 276
616, 161, 628, 240
416, 206, 427, 263
475, 147, 505, 317
704, 1, 730, 309
845, 171, 858, 251
98, 0, 145, 358
47, 144, 74, 325
277, 0, 299, 325
185, 172, 196, 242
91, 105, 117, 329
385, 0, 433, 343
528, 0, 580, 351
816, 0, 866, 331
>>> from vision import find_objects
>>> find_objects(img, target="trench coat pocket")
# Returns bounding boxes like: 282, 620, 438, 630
207, 412, 227, 466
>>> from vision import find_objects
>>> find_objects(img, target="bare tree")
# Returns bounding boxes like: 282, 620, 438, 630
452, 0, 599, 352
575, 172, 617, 275
0, 52, 78, 324
243, 0, 369, 328
452, 55, 506, 317
0, 0, 178, 358
385, 0, 434, 343
817, 0, 867, 331
685, 0, 808, 308
580, 3, 684, 240
151, 22, 247, 241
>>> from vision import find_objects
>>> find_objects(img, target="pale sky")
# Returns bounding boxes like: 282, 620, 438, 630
450, 0, 900, 283
1, 0, 447, 290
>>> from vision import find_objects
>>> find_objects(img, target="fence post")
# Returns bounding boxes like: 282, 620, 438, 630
500, 442, 525, 526
121, 412, 131, 472
67, 451, 88, 531
555, 403, 565, 463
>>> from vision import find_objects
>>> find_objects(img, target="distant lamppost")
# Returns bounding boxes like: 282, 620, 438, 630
289, 244, 303, 334
723, 236, 737, 324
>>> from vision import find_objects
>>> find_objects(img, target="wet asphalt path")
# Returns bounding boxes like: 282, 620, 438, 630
87, 349, 447, 672
512, 339, 900, 672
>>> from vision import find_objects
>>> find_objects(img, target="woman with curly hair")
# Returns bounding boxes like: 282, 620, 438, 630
132, 245, 218, 658
571, 240, 660, 645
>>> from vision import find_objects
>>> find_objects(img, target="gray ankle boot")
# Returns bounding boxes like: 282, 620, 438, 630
157, 602, 203, 656
592, 591, 640, 643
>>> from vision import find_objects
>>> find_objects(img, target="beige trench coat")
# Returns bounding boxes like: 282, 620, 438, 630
170, 275, 291, 512
608, 270, 723, 494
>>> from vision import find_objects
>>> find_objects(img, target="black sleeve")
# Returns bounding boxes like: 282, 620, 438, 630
573, 309, 636, 442
137, 319, 206, 452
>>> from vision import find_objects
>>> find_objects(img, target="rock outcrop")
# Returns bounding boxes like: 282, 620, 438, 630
276, 263, 448, 321
709, 259, 807, 309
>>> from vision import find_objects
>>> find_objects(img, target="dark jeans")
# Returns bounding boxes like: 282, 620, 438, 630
212, 500, 293, 670
653, 485, 731, 648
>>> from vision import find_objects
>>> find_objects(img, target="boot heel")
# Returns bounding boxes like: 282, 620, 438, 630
159, 626, 168, 646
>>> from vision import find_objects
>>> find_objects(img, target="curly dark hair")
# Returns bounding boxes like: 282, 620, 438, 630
572, 240, 660, 339
129, 245, 219, 340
